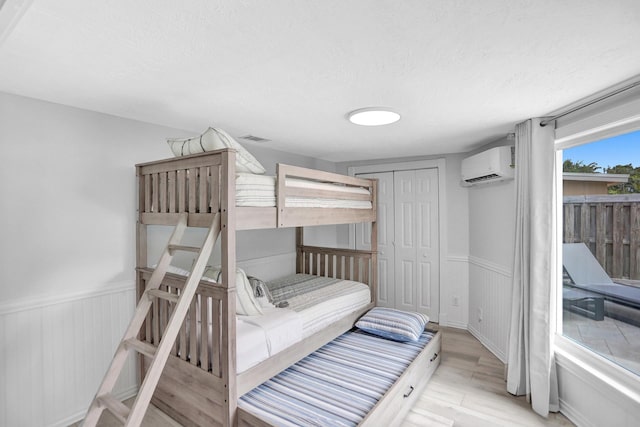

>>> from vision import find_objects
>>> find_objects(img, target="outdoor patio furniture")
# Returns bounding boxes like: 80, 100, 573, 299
563, 286, 605, 321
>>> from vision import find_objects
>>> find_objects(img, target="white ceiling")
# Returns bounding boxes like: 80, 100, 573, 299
1, 0, 639, 162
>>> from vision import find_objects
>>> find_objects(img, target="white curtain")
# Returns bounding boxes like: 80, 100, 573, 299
506, 118, 559, 416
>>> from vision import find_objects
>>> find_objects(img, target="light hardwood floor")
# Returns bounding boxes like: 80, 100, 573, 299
74, 327, 575, 427
401, 327, 574, 427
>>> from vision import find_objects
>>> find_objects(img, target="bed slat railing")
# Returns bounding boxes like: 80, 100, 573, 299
297, 245, 375, 290
138, 270, 226, 378
277, 164, 377, 228
137, 152, 224, 226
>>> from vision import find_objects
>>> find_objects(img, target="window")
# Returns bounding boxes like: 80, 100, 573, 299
559, 129, 640, 376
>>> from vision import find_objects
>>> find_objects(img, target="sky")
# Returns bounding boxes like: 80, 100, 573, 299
563, 129, 640, 170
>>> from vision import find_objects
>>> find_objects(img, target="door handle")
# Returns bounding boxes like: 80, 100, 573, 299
403, 386, 415, 398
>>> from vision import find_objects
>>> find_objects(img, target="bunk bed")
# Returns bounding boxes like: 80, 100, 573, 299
134, 148, 441, 426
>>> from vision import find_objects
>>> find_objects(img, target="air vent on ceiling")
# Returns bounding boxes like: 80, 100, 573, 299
240, 134, 271, 143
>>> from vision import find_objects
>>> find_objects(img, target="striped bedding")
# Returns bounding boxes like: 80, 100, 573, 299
266, 274, 372, 336
238, 328, 434, 427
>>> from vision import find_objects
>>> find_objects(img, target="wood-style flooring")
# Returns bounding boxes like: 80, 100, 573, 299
401, 327, 574, 427
74, 327, 575, 427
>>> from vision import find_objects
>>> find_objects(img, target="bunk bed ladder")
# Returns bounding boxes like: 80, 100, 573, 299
82, 212, 221, 427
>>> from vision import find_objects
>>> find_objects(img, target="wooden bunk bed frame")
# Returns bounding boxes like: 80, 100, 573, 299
135, 149, 384, 426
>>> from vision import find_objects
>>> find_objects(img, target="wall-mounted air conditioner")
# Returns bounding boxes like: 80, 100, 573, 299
461, 146, 515, 186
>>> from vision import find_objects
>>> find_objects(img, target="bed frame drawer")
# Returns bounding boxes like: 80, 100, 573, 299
361, 329, 442, 427
237, 330, 441, 427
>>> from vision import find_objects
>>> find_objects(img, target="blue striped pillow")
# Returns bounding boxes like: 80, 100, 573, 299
355, 307, 429, 342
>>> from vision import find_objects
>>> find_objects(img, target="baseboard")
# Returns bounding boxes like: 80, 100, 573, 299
439, 319, 468, 329
558, 398, 592, 427
468, 324, 507, 363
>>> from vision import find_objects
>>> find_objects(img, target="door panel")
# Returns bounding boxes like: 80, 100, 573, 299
398, 259, 415, 310
355, 172, 395, 308
394, 170, 418, 312
415, 169, 439, 318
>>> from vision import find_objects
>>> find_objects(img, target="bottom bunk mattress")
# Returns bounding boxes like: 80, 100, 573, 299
238, 328, 439, 427
236, 273, 372, 373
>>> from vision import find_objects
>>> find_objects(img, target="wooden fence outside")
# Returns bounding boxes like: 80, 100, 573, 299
563, 194, 640, 280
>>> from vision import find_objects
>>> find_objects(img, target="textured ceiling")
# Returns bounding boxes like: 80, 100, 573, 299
1, 0, 639, 161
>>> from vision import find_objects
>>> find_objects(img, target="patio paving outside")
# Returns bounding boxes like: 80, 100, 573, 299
563, 308, 640, 376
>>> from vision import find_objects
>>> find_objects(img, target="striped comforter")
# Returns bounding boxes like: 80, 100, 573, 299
238, 329, 434, 427
266, 274, 372, 337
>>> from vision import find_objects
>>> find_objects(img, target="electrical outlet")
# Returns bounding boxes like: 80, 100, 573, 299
452, 296, 459, 307
477, 308, 483, 322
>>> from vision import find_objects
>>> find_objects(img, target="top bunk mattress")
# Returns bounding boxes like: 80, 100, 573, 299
136, 154, 376, 228
236, 173, 372, 209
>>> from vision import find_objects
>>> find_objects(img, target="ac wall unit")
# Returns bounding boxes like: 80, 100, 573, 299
461, 146, 514, 186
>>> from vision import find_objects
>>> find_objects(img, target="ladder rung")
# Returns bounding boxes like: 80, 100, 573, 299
146, 289, 179, 304
168, 244, 201, 254
125, 338, 157, 359
98, 393, 130, 424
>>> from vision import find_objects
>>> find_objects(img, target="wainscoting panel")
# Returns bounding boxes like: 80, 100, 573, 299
555, 341, 640, 427
439, 256, 469, 329
467, 256, 512, 363
0, 284, 138, 427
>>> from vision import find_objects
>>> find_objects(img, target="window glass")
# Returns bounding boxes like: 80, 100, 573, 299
561, 129, 640, 376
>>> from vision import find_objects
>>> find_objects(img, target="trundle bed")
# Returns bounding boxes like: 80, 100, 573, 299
135, 147, 441, 426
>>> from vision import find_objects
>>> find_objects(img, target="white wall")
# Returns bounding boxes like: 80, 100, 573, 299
463, 139, 515, 363
337, 153, 470, 329
0, 92, 338, 426
0, 92, 179, 426
467, 176, 515, 362
435, 154, 471, 329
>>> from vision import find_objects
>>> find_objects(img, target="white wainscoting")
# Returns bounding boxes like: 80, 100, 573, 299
0, 283, 138, 427
467, 256, 512, 363
0, 252, 296, 427
439, 256, 469, 329
555, 338, 640, 427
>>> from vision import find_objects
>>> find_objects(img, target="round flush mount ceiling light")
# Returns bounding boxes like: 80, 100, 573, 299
347, 107, 401, 126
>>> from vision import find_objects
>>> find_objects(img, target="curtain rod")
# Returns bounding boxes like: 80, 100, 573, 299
539, 80, 640, 127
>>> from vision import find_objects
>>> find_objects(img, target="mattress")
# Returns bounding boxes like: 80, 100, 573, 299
267, 274, 372, 336
164, 269, 370, 374
238, 329, 435, 427
235, 173, 372, 209
236, 274, 371, 373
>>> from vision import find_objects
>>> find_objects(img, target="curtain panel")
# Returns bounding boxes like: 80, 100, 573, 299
506, 118, 559, 416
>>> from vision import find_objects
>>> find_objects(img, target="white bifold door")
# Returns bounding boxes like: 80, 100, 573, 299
355, 169, 439, 321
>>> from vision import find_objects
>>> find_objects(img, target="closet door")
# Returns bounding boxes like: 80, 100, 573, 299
356, 168, 439, 320
394, 169, 439, 319
355, 172, 395, 308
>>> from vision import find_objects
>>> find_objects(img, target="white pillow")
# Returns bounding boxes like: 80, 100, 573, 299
203, 267, 263, 316
167, 127, 266, 174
